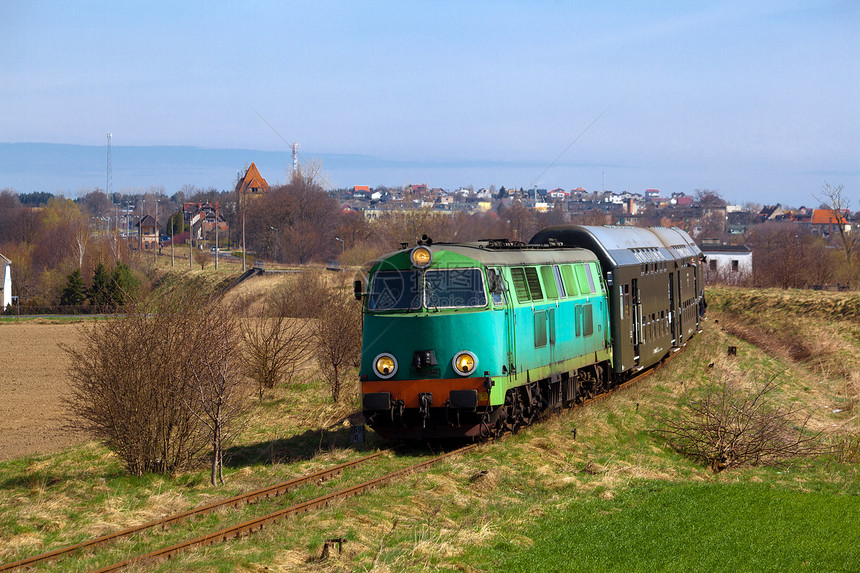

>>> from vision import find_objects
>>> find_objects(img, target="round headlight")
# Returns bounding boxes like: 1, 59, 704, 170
452, 351, 477, 376
373, 353, 398, 379
411, 246, 432, 268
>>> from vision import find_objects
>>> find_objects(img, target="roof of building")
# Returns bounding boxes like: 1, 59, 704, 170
810, 209, 848, 225
700, 244, 752, 253
235, 162, 270, 194
135, 214, 162, 229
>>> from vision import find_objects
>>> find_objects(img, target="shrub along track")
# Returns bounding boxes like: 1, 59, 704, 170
1, 347, 684, 572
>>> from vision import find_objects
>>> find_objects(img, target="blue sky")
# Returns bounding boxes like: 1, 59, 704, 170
2, 1, 858, 207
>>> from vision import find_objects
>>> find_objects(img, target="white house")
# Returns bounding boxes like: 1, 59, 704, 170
700, 244, 752, 285
1, 253, 11, 310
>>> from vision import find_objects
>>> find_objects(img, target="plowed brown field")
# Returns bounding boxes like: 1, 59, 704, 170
0, 322, 84, 461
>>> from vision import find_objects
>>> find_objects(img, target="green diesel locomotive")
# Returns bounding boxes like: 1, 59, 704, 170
357, 225, 705, 439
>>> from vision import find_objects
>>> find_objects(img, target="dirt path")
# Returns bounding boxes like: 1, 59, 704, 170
0, 322, 85, 461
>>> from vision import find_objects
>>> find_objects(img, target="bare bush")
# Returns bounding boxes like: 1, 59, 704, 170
654, 375, 823, 472
241, 294, 313, 400
67, 281, 250, 481
275, 271, 327, 318
66, 285, 209, 475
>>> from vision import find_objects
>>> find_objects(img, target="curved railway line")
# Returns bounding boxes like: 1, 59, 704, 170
1, 347, 682, 572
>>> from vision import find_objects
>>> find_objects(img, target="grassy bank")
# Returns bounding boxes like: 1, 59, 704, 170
0, 286, 857, 571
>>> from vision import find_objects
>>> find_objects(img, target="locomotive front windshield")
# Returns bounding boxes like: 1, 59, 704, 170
367, 270, 421, 311
367, 268, 486, 311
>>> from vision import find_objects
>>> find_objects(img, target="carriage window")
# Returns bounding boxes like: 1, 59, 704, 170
368, 270, 421, 311
424, 268, 487, 308
623, 283, 630, 320
540, 266, 558, 299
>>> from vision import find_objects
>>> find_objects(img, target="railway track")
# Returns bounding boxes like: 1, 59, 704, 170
1, 451, 387, 571
2, 346, 684, 572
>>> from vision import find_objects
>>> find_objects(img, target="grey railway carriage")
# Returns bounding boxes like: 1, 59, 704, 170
529, 225, 706, 376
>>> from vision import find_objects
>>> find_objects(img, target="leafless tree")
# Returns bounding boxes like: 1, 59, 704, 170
185, 300, 250, 485
815, 182, 856, 284
245, 177, 342, 264
312, 285, 362, 403
746, 222, 826, 288
372, 209, 452, 249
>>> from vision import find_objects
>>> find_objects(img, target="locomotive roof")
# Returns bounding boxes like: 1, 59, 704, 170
371, 241, 598, 270
529, 225, 698, 270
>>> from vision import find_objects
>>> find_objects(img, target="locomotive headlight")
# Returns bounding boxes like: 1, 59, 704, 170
452, 351, 477, 376
411, 246, 432, 268
373, 353, 398, 379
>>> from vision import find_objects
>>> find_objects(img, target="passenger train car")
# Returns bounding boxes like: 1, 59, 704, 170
356, 226, 705, 439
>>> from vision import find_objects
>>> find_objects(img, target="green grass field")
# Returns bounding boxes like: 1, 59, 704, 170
490, 479, 860, 573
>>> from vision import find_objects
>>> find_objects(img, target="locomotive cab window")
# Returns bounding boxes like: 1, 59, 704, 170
424, 268, 487, 308
368, 270, 421, 311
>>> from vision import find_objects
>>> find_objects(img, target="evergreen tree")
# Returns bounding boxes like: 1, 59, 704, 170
109, 263, 140, 306
60, 269, 86, 306
89, 263, 112, 307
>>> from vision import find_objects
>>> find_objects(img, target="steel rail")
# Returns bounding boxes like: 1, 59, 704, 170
0, 451, 385, 572
91, 444, 479, 572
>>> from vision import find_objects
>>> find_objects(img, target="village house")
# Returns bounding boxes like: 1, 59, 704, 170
135, 214, 161, 249
757, 204, 787, 223
803, 209, 853, 239
235, 162, 270, 202
183, 202, 229, 240
700, 241, 753, 285
1, 253, 11, 310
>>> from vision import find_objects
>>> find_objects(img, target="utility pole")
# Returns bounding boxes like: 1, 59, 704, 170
189, 219, 194, 270
154, 199, 159, 266
241, 187, 246, 272
139, 199, 144, 252
215, 203, 219, 270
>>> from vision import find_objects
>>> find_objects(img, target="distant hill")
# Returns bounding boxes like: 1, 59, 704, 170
0, 142, 546, 196
0, 142, 301, 194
